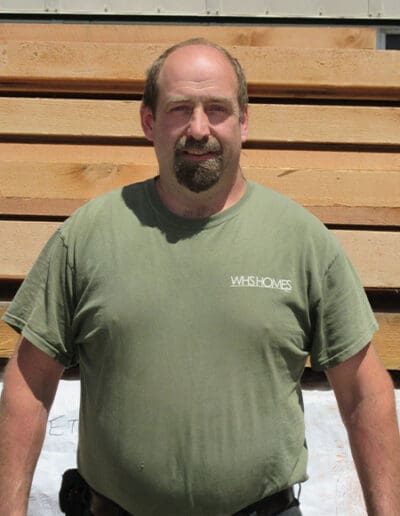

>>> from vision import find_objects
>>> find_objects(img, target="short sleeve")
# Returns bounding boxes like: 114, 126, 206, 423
309, 249, 379, 371
2, 228, 77, 367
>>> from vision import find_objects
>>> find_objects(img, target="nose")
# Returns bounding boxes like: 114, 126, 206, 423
186, 107, 210, 140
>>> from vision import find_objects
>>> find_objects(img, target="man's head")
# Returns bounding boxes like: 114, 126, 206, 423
142, 38, 248, 122
140, 40, 249, 194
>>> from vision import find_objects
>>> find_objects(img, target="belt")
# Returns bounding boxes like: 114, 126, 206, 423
89, 486, 296, 516
233, 487, 296, 516
90, 488, 130, 515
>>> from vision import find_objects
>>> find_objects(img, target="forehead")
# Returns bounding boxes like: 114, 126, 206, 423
157, 45, 238, 101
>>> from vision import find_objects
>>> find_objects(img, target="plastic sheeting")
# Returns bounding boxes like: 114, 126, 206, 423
1, 378, 399, 515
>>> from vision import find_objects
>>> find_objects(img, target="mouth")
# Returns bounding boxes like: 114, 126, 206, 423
181, 149, 219, 160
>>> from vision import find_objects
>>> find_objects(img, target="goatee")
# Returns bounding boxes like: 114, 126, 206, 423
174, 136, 223, 193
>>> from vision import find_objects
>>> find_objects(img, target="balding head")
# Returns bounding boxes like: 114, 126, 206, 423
142, 38, 248, 122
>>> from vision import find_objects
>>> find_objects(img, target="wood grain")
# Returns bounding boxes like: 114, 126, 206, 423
0, 98, 142, 140
0, 303, 19, 358
2, 143, 399, 170
0, 161, 398, 225
0, 221, 60, 280
2, 99, 400, 147
333, 230, 400, 289
248, 104, 400, 146
2, 42, 398, 99
372, 312, 400, 370
0, 24, 377, 49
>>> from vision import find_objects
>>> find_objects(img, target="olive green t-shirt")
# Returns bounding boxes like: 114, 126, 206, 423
3, 179, 377, 515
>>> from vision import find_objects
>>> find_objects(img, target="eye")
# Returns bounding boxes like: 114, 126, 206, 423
169, 104, 191, 114
207, 104, 227, 113
205, 103, 231, 124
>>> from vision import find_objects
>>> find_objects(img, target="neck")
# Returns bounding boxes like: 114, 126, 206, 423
156, 170, 247, 219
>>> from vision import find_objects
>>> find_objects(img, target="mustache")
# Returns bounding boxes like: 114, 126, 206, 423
174, 136, 222, 154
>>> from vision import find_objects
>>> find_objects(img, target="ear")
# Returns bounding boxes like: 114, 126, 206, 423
240, 106, 249, 143
140, 104, 155, 142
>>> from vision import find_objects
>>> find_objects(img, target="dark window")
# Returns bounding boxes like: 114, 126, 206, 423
386, 34, 400, 50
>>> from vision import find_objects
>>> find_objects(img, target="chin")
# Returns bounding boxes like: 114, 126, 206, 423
175, 158, 224, 193
177, 172, 222, 193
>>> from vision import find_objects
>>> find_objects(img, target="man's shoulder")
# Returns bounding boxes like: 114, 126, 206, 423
247, 180, 340, 254
248, 180, 323, 225
68, 180, 150, 222
78, 178, 150, 213
62, 178, 152, 231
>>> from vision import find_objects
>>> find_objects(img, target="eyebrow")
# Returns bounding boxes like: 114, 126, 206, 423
166, 96, 234, 106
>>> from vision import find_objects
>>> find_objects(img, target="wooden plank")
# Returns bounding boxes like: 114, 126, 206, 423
0, 162, 399, 225
1, 42, 399, 100
333, 230, 400, 289
0, 221, 60, 280
2, 143, 400, 171
0, 98, 142, 140
248, 104, 400, 147
0, 303, 18, 358
1, 144, 399, 222
305, 207, 400, 227
239, 148, 400, 171
373, 312, 400, 370
1, 307, 397, 366
0, 23, 377, 50
247, 167, 400, 226
1, 221, 399, 288
1, 144, 399, 223
2, 98, 400, 147
1, 201, 396, 227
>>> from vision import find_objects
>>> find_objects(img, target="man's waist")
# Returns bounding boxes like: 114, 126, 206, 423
89, 485, 297, 516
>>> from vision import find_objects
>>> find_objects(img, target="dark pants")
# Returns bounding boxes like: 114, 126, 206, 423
59, 469, 301, 516
89, 487, 302, 516
274, 508, 302, 516
89, 506, 301, 516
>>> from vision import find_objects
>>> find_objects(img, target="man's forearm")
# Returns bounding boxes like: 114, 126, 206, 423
0, 393, 49, 515
327, 345, 400, 516
343, 378, 400, 515
0, 339, 63, 515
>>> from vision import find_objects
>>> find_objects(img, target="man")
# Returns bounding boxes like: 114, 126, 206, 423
0, 39, 399, 516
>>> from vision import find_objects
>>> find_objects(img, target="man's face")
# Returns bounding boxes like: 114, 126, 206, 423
141, 45, 248, 193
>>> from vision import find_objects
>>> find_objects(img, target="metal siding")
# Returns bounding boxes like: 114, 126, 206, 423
372, 0, 400, 18
265, 0, 368, 18
0, 0, 46, 11
157, 0, 207, 15
214, 0, 369, 17
0, 0, 400, 18
209, 0, 264, 16
57, 0, 157, 14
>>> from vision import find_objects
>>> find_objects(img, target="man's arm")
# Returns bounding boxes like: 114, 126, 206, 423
0, 337, 64, 515
326, 343, 400, 516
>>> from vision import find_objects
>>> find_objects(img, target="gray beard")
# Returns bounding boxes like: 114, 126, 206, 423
174, 136, 223, 193
174, 155, 223, 193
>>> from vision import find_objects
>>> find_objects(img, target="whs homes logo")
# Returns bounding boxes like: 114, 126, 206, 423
230, 275, 292, 292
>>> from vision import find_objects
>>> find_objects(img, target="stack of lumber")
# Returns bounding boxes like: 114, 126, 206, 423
0, 23, 399, 367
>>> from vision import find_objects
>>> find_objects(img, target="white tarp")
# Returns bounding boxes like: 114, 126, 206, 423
1, 377, 399, 515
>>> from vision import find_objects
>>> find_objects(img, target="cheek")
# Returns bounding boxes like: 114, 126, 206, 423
153, 124, 184, 147
219, 126, 246, 149
156, 114, 189, 134
152, 127, 172, 145
153, 134, 179, 161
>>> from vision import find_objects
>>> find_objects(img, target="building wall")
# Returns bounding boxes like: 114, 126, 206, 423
0, 0, 399, 19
